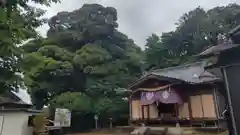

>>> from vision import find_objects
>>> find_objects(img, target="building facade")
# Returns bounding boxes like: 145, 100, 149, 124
129, 61, 226, 127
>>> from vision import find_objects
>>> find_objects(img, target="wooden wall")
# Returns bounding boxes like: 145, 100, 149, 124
131, 100, 142, 120
131, 100, 159, 120
188, 89, 218, 119
130, 87, 224, 121
178, 102, 190, 119
149, 104, 158, 118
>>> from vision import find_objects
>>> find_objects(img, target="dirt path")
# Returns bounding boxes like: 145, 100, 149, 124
68, 131, 228, 135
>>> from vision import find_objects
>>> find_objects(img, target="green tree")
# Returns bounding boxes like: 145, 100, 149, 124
51, 92, 93, 114
22, 4, 143, 114
145, 34, 179, 69
145, 4, 240, 69
0, 0, 59, 94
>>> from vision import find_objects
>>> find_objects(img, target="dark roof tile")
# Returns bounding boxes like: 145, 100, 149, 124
198, 44, 240, 57
149, 61, 220, 83
129, 61, 221, 89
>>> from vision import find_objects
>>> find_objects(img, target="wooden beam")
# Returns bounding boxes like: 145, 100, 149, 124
200, 95, 205, 118
188, 97, 193, 126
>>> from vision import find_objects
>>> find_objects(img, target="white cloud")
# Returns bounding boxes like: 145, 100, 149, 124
37, 0, 239, 48
35, 0, 240, 46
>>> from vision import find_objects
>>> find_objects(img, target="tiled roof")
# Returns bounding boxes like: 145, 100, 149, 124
198, 43, 240, 57
0, 108, 41, 113
0, 96, 32, 107
0, 91, 32, 106
229, 25, 240, 35
199, 25, 240, 57
129, 61, 221, 89
149, 61, 220, 83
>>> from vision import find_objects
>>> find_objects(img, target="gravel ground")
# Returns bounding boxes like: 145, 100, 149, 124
68, 131, 229, 135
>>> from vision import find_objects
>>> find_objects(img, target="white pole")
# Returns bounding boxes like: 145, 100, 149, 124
109, 118, 112, 129
95, 119, 98, 129
94, 115, 98, 129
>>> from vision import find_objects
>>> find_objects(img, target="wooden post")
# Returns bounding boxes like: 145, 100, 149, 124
188, 97, 193, 126
213, 87, 220, 131
142, 105, 144, 120
147, 105, 150, 120
129, 95, 132, 124
175, 104, 180, 126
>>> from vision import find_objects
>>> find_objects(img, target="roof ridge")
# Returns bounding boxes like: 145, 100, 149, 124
129, 60, 221, 89
229, 25, 240, 35
149, 61, 206, 73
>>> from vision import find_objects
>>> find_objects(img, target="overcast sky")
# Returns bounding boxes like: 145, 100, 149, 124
19, 0, 240, 104
36, 0, 240, 48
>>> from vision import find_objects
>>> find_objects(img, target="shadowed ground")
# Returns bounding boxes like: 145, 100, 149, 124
67, 127, 229, 135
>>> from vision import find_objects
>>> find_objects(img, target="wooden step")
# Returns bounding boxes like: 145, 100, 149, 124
191, 121, 205, 127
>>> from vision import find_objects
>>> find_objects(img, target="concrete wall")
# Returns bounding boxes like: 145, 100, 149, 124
0, 112, 33, 135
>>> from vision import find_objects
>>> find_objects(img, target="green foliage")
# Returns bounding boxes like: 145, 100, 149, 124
145, 34, 178, 69
22, 4, 143, 115
51, 92, 93, 114
20, 2, 240, 125
145, 4, 240, 69
0, 0, 60, 93
51, 92, 128, 116
73, 44, 112, 70
94, 97, 128, 117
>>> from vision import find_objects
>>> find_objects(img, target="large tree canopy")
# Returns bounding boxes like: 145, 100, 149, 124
145, 4, 240, 69
2, 1, 240, 131
0, 0, 59, 94
22, 4, 143, 114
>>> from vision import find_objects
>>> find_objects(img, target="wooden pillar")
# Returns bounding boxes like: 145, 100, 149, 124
200, 95, 205, 118
200, 95, 205, 127
175, 104, 179, 124
213, 87, 221, 130
141, 105, 144, 120
129, 95, 132, 125
147, 105, 150, 120
188, 97, 193, 126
